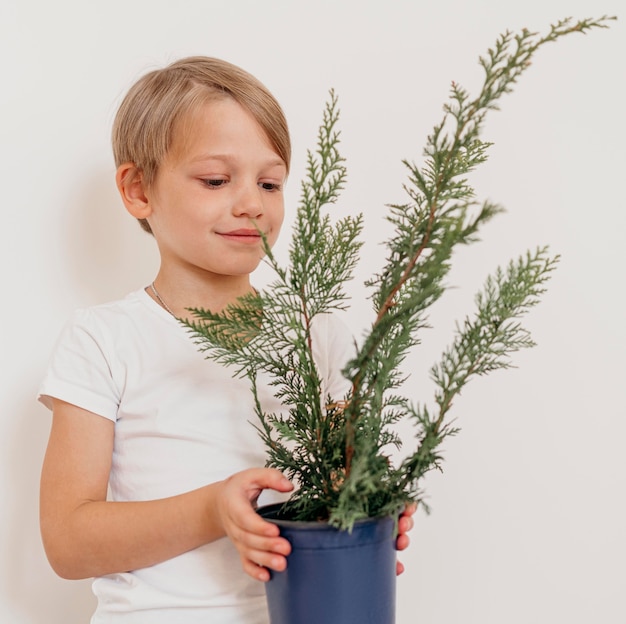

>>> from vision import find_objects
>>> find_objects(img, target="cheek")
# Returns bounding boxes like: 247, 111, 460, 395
276, 207, 285, 231
265, 199, 285, 247
275, 199, 286, 228
264, 230, 279, 251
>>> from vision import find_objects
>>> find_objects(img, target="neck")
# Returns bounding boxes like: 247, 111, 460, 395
148, 272, 254, 319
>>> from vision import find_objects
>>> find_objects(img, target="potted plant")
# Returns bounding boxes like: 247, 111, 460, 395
184, 16, 614, 624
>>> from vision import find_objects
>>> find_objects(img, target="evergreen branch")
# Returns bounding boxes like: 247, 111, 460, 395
432, 247, 559, 425
341, 17, 612, 493
182, 17, 613, 530
397, 247, 559, 498
182, 92, 363, 518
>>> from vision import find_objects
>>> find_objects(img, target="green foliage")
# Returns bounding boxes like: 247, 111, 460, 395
184, 17, 614, 530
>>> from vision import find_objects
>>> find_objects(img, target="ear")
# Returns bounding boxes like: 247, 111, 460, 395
115, 163, 152, 220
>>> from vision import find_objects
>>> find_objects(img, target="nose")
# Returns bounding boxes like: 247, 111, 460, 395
233, 181, 264, 219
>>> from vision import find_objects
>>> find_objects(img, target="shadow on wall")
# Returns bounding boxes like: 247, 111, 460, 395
63, 166, 159, 305
3, 393, 96, 623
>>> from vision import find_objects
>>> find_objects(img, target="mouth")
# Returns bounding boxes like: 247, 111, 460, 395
218, 229, 264, 244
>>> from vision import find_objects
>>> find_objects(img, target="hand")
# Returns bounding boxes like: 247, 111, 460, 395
395, 502, 417, 575
216, 468, 294, 582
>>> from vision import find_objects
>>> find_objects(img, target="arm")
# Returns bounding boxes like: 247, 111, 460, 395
40, 399, 293, 582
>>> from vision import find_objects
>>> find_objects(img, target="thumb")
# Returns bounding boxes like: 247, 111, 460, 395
247, 468, 294, 495
240, 469, 293, 513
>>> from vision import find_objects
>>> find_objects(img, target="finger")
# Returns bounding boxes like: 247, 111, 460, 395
242, 558, 272, 582
400, 502, 418, 518
228, 503, 281, 539
245, 468, 294, 497
396, 533, 410, 551
241, 552, 287, 582
397, 514, 414, 535
230, 529, 292, 559
243, 548, 288, 575
396, 559, 405, 576
223, 488, 283, 538
230, 470, 293, 535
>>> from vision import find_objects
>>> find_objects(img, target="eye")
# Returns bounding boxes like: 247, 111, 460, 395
202, 178, 227, 189
259, 181, 282, 192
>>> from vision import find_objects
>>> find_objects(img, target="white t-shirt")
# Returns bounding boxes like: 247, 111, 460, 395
39, 289, 353, 624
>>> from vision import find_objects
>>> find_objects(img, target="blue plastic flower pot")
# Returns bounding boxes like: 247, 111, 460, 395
257, 503, 397, 624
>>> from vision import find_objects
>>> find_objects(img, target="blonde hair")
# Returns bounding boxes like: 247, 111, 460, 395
112, 56, 291, 233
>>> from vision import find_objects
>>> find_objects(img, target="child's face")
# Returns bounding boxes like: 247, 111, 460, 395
146, 97, 287, 280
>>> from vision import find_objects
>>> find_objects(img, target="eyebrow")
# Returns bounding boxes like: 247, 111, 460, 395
190, 153, 286, 170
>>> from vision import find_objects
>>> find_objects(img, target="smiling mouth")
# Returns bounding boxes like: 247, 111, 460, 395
223, 229, 261, 236
219, 229, 264, 243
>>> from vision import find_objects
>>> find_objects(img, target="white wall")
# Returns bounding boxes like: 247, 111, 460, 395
1, 1, 624, 622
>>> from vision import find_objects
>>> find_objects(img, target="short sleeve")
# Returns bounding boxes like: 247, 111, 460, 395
313, 312, 355, 402
38, 309, 121, 421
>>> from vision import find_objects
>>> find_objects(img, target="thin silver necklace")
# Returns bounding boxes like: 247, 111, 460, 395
150, 282, 176, 317
150, 282, 260, 318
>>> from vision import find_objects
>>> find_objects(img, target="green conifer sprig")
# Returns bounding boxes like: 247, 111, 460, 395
184, 16, 614, 530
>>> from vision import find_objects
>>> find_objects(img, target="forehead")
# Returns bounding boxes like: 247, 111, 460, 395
168, 96, 283, 167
